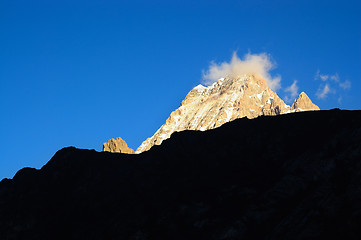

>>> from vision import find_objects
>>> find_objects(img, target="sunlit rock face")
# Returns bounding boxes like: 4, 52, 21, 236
103, 137, 134, 154
291, 92, 320, 112
135, 74, 319, 153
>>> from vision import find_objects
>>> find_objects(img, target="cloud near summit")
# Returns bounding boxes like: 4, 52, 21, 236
202, 52, 281, 91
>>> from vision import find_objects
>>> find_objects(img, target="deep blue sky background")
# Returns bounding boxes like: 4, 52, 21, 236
1, 0, 360, 179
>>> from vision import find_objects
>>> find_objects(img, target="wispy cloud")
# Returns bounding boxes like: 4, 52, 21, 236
320, 75, 329, 81
339, 80, 351, 90
338, 96, 343, 104
316, 84, 332, 99
330, 73, 339, 82
202, 52, 281, 91
284, 80, 299, 104
314, 69, 320, 80
314, 70, 351, 101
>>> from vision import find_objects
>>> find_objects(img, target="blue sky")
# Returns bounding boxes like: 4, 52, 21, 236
1, 0, 360, 179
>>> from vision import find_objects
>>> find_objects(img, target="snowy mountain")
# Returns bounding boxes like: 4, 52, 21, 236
104, 74, 319, 153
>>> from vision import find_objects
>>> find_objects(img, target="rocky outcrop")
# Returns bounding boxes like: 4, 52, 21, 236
291, 92, 320, 112
103, 137, 134, 154
135, 74, 319, 153
1, 109, 361, 239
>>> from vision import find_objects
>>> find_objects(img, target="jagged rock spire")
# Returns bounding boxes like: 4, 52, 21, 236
291, 92, 320, 112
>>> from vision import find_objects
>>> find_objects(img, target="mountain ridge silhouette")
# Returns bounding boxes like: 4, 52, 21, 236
1, 109, 361, 239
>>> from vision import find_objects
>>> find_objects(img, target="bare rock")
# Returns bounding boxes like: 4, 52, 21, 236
103, 137, 134, 154
291, 92, 320, 112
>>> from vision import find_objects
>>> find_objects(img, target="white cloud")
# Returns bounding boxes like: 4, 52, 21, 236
338, 96, 342, 104
314, 70, 351, 100
320, 75, 329, 81
284, 80, 299, 103
330, 73, 340, 82
315, 71, 339, 82
314, 69, 320, 80
339, 80, 351, 90
316, 84, 332, 99
202, 52, 281, 91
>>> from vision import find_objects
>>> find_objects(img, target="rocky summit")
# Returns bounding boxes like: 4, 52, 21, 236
134, 74, 319, 153
103, 137, 134, 154
1, 109, 361, 240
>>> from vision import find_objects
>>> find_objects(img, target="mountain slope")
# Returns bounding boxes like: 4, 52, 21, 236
1, 109, 360, 240
135, 74, 319, 153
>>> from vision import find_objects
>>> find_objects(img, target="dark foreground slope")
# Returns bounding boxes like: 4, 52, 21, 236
1, 109, 361, 240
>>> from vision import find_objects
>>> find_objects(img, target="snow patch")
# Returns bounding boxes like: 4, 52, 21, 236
194, 84, 205, 89
266, 97, 274, 104
194, 84, 207, 95
256, 91, 264, 100
225, 108, 233, 121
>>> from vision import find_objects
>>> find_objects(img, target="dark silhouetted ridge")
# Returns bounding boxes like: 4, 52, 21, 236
1, 109, 361, 239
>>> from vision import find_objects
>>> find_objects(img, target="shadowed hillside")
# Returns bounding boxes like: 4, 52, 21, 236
1, 109, 361, 239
